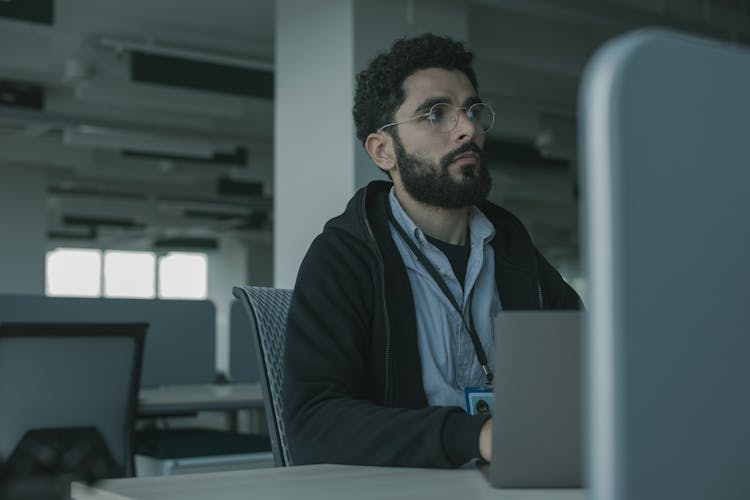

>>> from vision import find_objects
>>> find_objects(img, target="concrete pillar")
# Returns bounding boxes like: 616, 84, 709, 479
274, 0, 356, 288
274, 0, 468, 288
0, 165, 46, 294
207, 234, 248, 375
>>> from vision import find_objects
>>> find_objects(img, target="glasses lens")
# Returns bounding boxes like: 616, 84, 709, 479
469, 103, 495, 132
429, 103, 458, 133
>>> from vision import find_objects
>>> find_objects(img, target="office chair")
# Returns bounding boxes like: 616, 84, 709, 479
233, 286, 294, 466
0, 322, 146, 479
228, 299, 261, 383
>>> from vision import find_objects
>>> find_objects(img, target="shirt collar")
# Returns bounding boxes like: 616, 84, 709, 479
387, 187, 495, 248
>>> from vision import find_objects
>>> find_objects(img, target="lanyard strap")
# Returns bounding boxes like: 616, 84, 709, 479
385, 200, 494, 387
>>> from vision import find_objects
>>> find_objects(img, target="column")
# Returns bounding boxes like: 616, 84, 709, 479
0, 164, 47, 294
274, 0, 468, 288
207, 234, 248, 376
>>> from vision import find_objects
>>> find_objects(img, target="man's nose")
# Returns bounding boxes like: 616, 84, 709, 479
454, 109, 478, 141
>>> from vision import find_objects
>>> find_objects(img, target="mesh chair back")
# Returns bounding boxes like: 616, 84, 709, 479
0, 323, 145, 477
233, 286, 293, 466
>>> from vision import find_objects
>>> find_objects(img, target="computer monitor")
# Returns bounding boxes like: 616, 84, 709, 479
580, 29, 750, 500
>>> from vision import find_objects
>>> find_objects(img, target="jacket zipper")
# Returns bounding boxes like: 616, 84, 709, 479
359, 191, 393, 404
533, 251, 544, 310
537, 282, 544, 309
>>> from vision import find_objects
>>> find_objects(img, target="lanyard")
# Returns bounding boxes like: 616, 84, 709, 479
385, 200, 494, 387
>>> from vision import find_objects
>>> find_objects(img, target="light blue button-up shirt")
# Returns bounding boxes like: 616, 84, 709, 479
387, 188, 502, 409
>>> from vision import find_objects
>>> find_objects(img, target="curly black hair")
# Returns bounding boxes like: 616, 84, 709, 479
353, 33, 478, 146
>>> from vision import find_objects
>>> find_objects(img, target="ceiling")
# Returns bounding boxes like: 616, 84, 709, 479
0, 0, 747, 262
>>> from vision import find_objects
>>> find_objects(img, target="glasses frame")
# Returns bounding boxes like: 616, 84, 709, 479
377, 101, 495, 134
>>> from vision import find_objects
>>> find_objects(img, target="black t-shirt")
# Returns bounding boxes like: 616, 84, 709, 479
425, 230, 471, 290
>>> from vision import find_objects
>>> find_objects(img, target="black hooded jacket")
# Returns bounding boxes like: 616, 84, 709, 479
284, 180, 581, 468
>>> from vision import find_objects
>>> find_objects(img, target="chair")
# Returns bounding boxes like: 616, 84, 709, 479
228, 299, 260, 383
0, 322, 146, 478
232, 286, 294, 466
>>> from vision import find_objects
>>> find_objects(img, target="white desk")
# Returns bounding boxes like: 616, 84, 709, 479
138, 383, 264, 416
138, 383, 265, 433
72, 464, 586, 500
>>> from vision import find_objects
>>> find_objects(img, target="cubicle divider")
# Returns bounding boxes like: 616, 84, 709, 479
228, 299, 259, 383
0, 295, 216, 386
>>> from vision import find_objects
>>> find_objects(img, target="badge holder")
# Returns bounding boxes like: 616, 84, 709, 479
464, 386, 494, 416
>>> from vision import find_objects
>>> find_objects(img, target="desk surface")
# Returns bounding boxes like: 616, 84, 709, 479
138, 383, 263, 415
72, 464, 586, 500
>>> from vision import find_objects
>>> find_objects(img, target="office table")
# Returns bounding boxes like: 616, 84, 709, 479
72, 464, 587, 500
138, 383, 264, 416
133, 383, 268, 475
138, 383, 264, 433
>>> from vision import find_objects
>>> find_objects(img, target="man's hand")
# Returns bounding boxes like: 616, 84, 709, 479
479, 418, 492, 461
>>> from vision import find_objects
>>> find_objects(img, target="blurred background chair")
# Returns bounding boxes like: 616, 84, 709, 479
0, 322, 146, 484
233, 286, 294, 466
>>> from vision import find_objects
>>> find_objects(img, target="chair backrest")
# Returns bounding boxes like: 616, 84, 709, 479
0, 322, 146, 477
228, 299, 260, 383
232, 286, 293, 466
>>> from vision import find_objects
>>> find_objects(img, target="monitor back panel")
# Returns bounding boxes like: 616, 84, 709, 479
580, 29, 750, 500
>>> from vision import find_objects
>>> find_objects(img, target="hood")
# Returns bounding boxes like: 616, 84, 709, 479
322, 180, 392, 243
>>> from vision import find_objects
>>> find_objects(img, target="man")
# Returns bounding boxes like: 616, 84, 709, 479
284, 33, 581, 468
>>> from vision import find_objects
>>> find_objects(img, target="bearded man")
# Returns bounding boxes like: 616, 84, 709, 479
284, 33, 581, 468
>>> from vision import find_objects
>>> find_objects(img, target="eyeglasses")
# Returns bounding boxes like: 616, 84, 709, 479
378, 102, 495, 134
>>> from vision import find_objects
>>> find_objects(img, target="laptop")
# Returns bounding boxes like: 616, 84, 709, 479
481, 311, 582, 488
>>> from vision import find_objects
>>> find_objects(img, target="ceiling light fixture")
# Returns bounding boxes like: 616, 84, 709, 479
74, 79, 247, 119
97, 36, 274, 72
63, 125, 216, 158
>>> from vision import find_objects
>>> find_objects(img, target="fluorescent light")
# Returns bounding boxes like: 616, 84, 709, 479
97, 36, 274, 72
74, 80, 247, 119
63, 125, 216, 158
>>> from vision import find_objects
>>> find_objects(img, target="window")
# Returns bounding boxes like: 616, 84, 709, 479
45, 248, 102, 297
158, 252, 208, 299
104, 251, 156, 299
45, 248, 207, 300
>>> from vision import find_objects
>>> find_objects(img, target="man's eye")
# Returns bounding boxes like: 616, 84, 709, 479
428, 106, 447, 123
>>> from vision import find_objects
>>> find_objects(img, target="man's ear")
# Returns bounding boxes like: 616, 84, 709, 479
365, 132, 396, 175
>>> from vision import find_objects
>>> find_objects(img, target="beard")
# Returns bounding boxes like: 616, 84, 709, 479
392, 133, 492, 209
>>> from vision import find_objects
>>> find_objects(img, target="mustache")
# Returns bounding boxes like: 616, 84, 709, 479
440, 142, 483, 170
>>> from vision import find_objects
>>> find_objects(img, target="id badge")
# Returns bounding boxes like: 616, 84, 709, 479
464, 387, 494, 416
